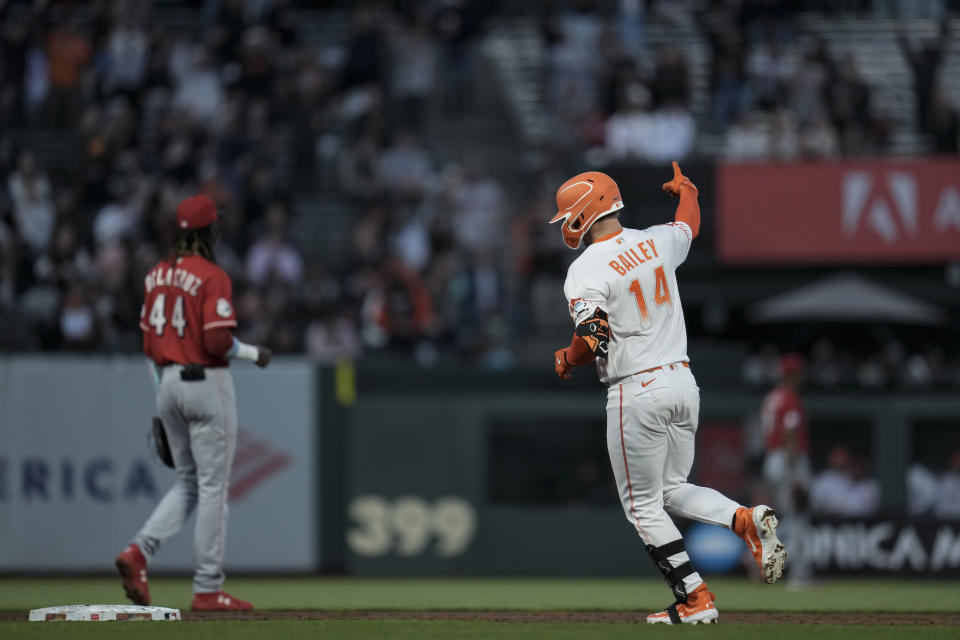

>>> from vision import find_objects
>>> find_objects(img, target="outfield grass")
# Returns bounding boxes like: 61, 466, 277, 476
1, 621, 959, 640
0, 576, 957, 613
1, 577, 957, 638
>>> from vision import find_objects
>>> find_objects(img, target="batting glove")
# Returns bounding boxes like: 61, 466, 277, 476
554, 348, 573, 379
661, 161, 698, 197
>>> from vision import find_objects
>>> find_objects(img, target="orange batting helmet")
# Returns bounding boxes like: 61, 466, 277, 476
550, 171, 624, 250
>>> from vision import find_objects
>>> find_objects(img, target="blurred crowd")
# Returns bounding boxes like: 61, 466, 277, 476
808, 445, 880, 517
908, 449, 960, 518
541, 0, 958, 162
542, 2, 699, 162
0, 0, 957, 374
0, 0, 507, 364
0, 0, 307, 354
742, 340, 960, 390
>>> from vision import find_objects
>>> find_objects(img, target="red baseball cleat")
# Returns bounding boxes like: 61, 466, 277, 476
191, 591, 254, 611
115, 544, 150, 606
646, 583, 719, 625
734, 505, 786, 583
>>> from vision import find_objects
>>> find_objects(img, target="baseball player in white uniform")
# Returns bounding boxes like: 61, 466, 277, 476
552, 163, 786, 625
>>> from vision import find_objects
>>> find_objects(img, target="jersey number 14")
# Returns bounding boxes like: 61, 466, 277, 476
149, 293, 188, 337
627, 265, 673, 328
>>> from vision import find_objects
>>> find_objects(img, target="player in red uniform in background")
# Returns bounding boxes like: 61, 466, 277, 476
115, 195, 271, 611
761, 353, 813, 586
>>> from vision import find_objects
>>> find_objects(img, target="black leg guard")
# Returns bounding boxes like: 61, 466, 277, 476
666, 603, 682, 624
646, 539, 696, 604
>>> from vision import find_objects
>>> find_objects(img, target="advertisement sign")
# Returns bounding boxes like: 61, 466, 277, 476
808, 520, 960, 576
717, 159, 960, 263
0, 357, 316, 572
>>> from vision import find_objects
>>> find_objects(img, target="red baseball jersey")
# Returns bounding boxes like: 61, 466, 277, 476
140, 255, 237, 367
760, 385, 810, 454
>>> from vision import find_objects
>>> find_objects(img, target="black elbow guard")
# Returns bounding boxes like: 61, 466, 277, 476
575, 309, 610, 357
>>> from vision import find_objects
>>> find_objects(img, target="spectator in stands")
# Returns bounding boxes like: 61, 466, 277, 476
825, 60, 871, 155
7, 150, 55, 256
650, 46, 689, 109
899, 21, 950, 136
362, 257, 434, 353
724, 111, 768, 160
338, 133, 381, 200
614, 0, 645, 59
845, 456, 881, 516
237, 27, 277, 100
391, 206, 431, 273
103, 10, 149, 100
44, 223, 93, 289
0, 9, 30, 127
789, 48, 829, 128
0, 257, 12, 308
44, 8, 91, 127
450, 166, 506, 257
544, 12, 597, 128
799, 115, 839, 159
59, 284, 97, 350
605, 83, 696, 163
699, 3, 749, 130
351, 203, 389, 267
246, 201, 303, 288
928, 89, 959, 155
810, 446, 853, 515
377, 132, 433, 199
392, 13, 437, 133
810, 446, 880, 517
906, 462, 939, 516
307, 310, 362, 364
934, 449, 960, 519
746, 40, 795, 112
93, 179, 147, 247
434, 0, 483, 114
171, 47, 225, 128
342, 5, 386, 91
769, 108, 800, 159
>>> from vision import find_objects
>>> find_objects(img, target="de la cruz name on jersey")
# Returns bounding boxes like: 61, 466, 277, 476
140, 255, 237, 368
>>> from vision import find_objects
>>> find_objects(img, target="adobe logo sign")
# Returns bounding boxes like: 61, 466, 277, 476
717, 159, 960, 264
843, 170, 960, 243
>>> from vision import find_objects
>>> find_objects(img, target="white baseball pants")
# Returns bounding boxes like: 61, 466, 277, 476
606, 363, 741, 593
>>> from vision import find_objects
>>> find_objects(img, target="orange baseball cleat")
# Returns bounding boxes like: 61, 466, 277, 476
734, 505, 786, 583
646, 583, 719, 625
115, 544, 150, 606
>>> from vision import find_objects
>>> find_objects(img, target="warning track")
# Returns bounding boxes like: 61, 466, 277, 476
3, 610, 959, 625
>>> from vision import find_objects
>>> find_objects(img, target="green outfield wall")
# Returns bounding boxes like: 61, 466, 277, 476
1, 357, 957, 576
322, 364, 960, 576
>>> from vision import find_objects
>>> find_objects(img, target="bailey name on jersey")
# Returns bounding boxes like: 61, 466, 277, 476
144, 264, 203, 297
607, 238, 661, 277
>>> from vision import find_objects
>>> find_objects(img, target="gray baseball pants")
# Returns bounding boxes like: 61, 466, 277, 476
132, 365, 237, 594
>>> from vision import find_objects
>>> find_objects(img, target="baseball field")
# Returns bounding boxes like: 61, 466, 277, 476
0, 577, 957, 638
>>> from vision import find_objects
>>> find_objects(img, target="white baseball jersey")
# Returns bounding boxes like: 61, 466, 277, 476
564, 222, 693, 386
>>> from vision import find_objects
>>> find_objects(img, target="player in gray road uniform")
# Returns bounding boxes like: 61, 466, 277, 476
115, 195, 271, 612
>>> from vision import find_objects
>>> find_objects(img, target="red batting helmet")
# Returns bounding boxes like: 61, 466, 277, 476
779, 352, 806, 378
550, 171, 623, 250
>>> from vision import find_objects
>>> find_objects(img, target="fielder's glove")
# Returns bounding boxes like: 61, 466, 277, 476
149, 417, 175, 468
256, 346, 272, 368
